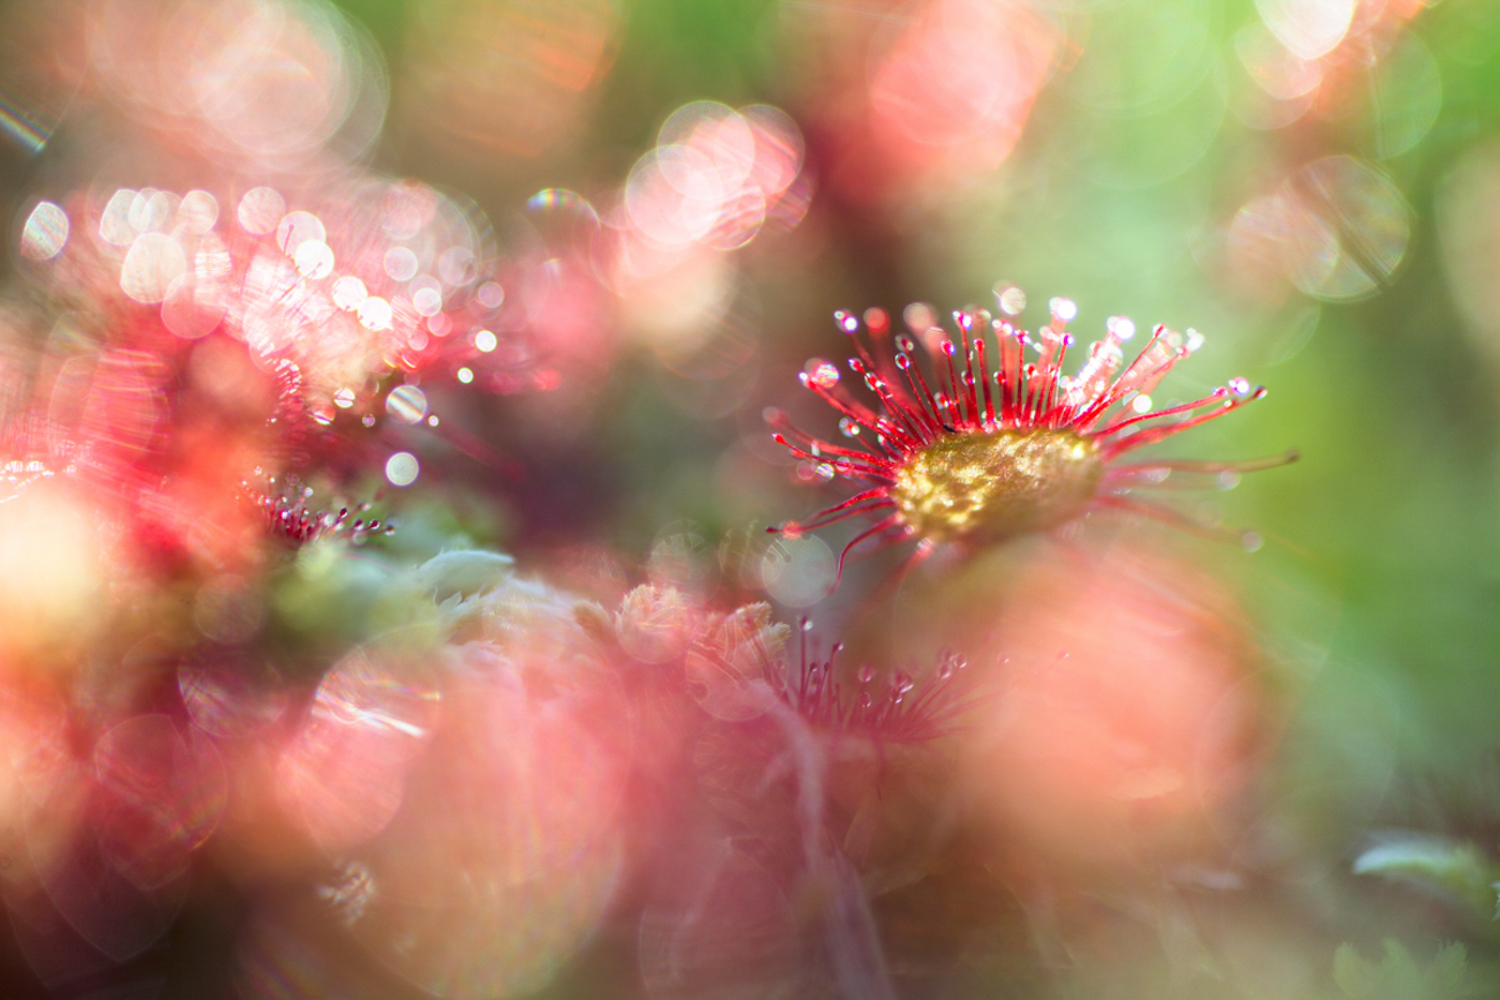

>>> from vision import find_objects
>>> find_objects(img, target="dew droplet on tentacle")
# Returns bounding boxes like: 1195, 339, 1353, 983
993, 282, 1026, 317
1106, 315, 1136, 341
802, 358, 840, 389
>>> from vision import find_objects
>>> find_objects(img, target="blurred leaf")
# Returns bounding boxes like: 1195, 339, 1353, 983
404, 549, 515, 603
1352, 833, 1500, 917
1333, 940, 1468, 1000
269, 541, 401, 665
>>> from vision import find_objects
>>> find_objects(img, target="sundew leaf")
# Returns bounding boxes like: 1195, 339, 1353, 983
1333, 940, 1468, 1000
1352, 832, 1500, 917
363, 550, 519, 638
406, 549, 516, 603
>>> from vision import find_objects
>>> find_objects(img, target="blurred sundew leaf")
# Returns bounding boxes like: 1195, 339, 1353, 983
402, 548, 515, 603
1333, 940, 1469, 1000
1352, 833, 1500, 919
268, 543, 507, 656
269, 539, 401, 656
365, 549, 518, 637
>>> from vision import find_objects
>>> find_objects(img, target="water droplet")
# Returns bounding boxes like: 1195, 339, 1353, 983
1228, 376, 1252, 397
1272, 156, 1409, 302
412, 284, 443, 317
1216, 471, 1242, 490
131, 188, 176, 235
132, 187, 174, 235
856, 665, 874, 685
1048, 297, 1078, 323
100, 189, 136, 246
237, 187, 284, 235
1131, 394, 1153, 414
133, 189, 177, 235
903, 302, 936, 334
993, 282, 1027, 316
803, 358, 839, 389
456, 367, 474, 384
120, 232, 187, 304
474, 329, 498, 353
1106, 315, 1136, 341
1257, 0, 1354, 61
1184, 328, 1205, 352
476, 281, 505, 309
384, 246, 420, 282
332, 275, 368, 310
19, 201, 68, 261
833, 309, 860, 334
838, 417, 860, 437
333, 388, 355, 409
276, 211, 326, 255
385, 452, 420, 487
362, 414, 377, 428
1240, 530, 1263, 552
357, 296, 393, 331
386, 385, 428, 424
178, 190, 219, 234
294, 240, 334, 280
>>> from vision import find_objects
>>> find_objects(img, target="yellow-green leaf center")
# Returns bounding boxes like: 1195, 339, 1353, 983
891, 429, 1103, 543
